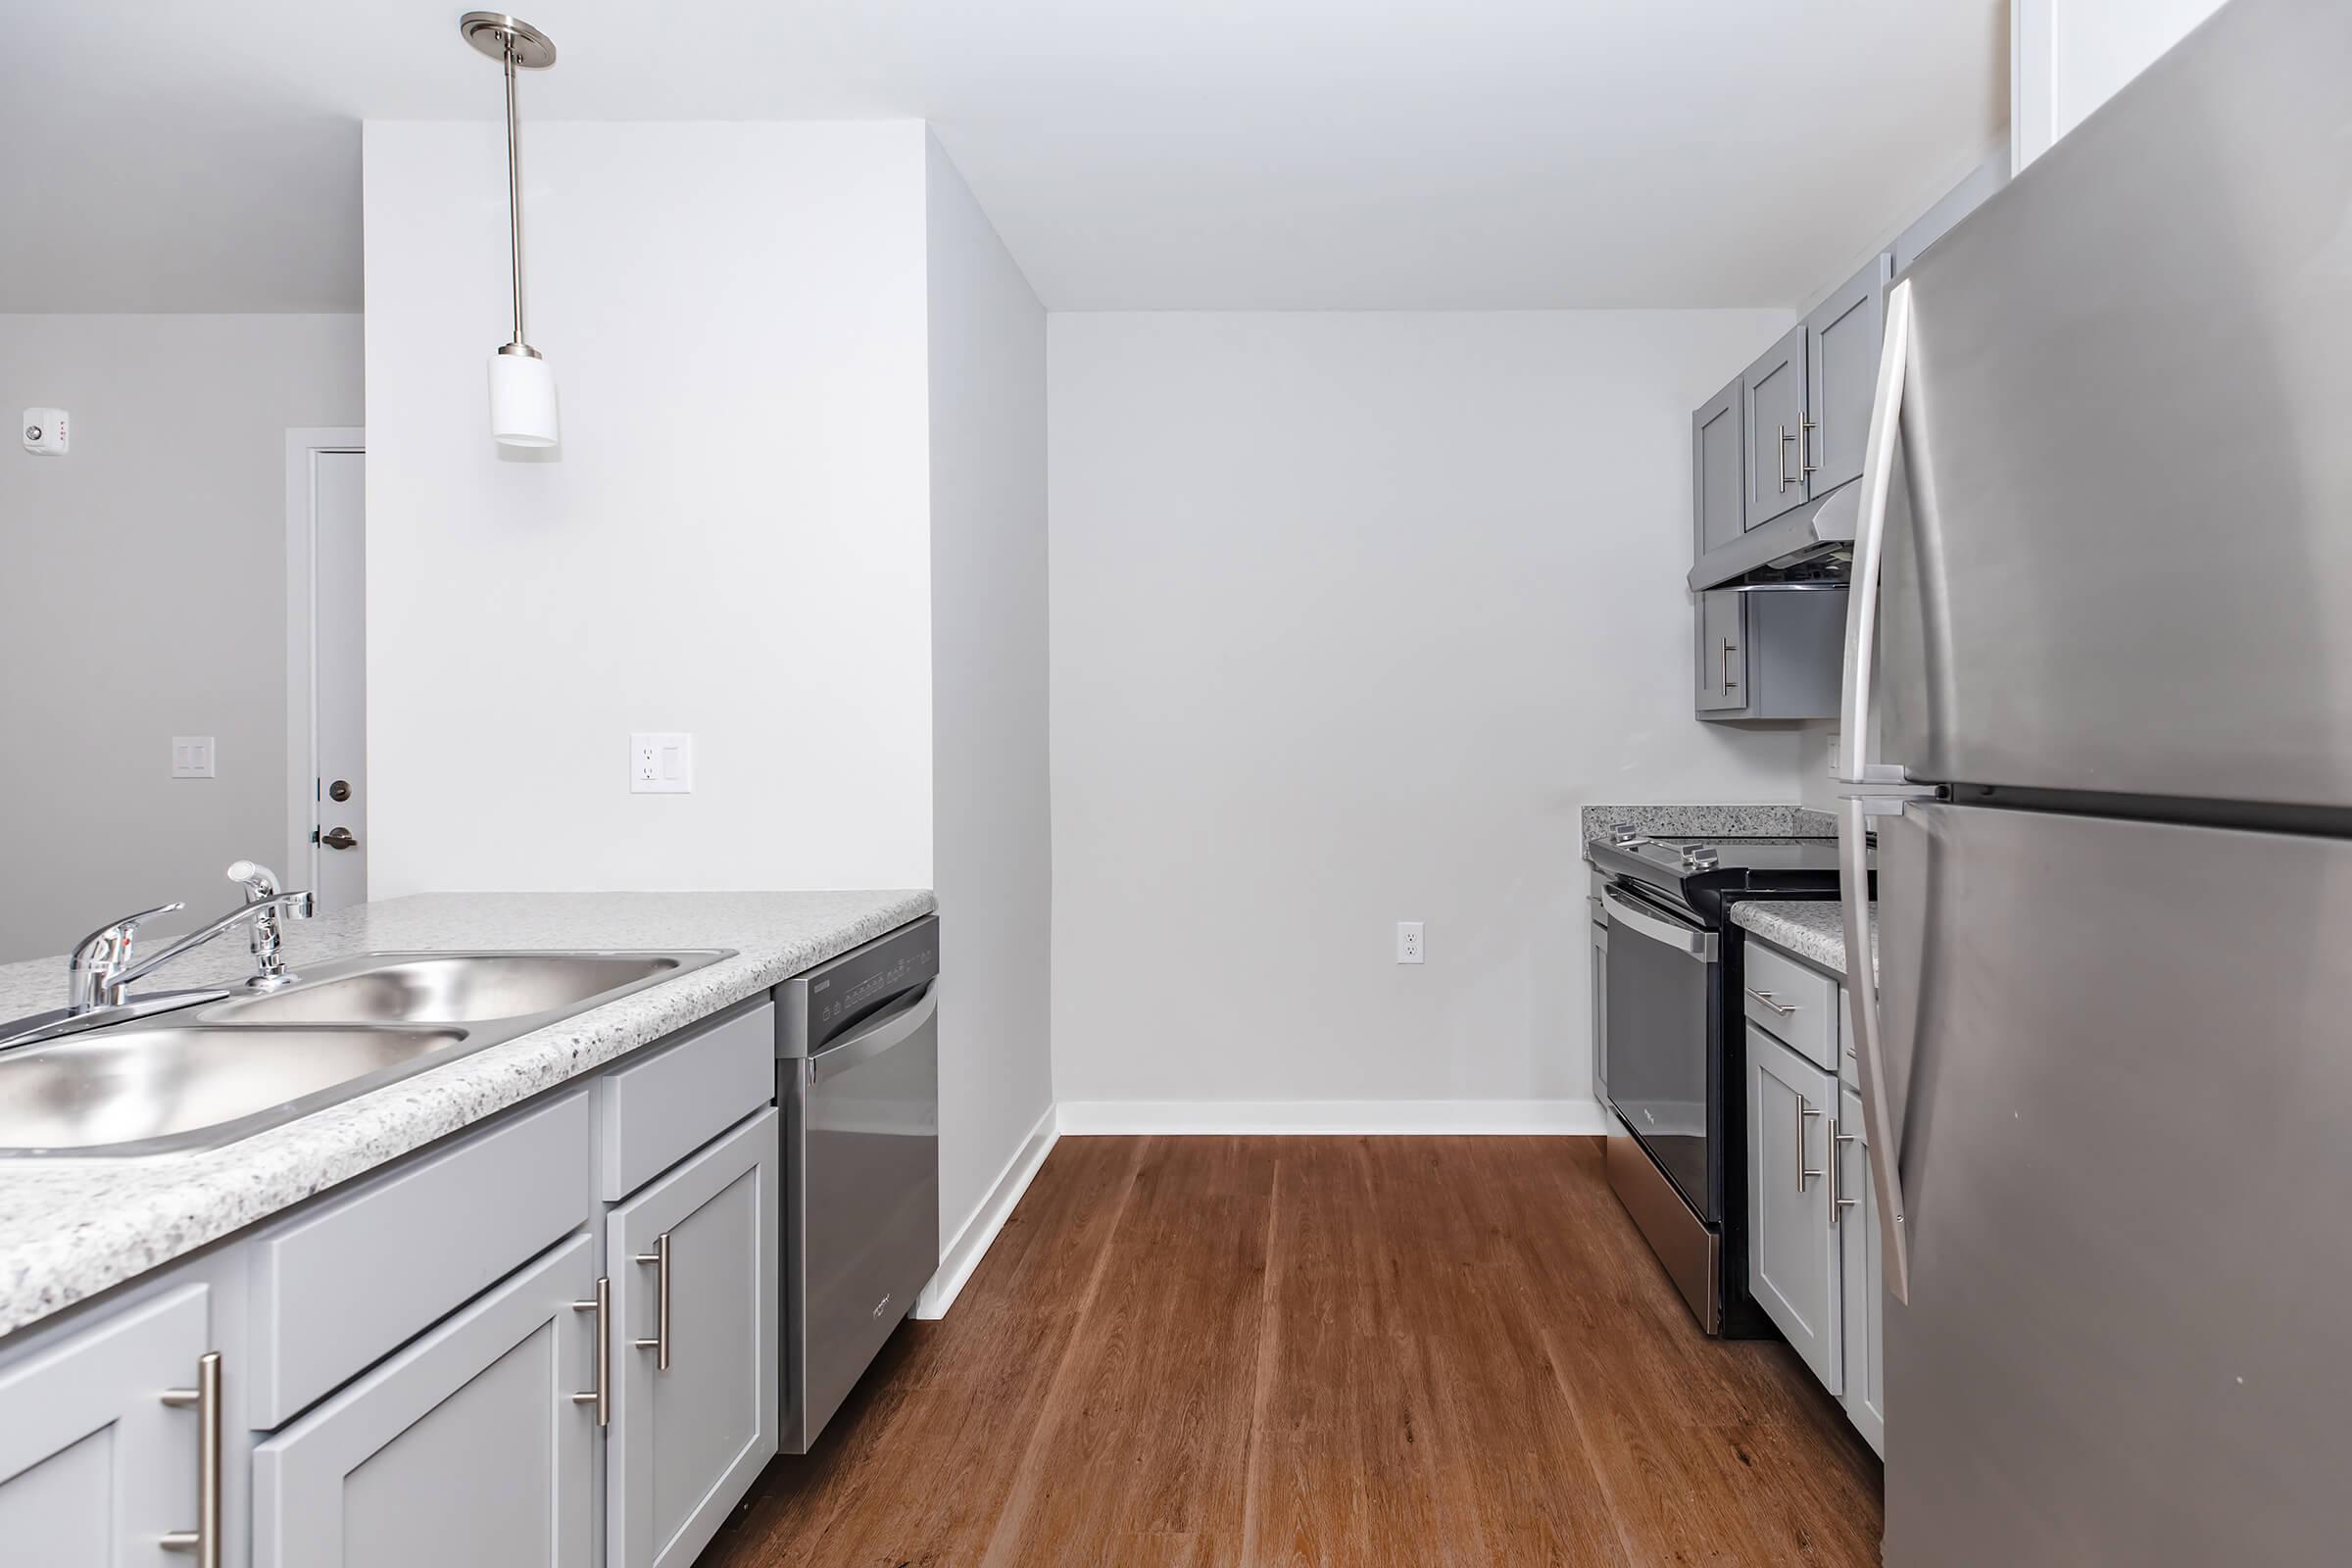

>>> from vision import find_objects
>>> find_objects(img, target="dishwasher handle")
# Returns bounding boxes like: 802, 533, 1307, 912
808, 980, 940, 1085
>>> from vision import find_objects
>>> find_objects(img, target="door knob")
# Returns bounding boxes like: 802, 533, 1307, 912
320, 827, 359, 851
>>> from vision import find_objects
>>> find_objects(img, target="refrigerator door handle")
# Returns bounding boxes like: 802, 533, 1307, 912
1838, 274, 1919, 1304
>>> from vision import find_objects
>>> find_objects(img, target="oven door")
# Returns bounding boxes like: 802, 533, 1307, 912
1601, 885, 1721, 1222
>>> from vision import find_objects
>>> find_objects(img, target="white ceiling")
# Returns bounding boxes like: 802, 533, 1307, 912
2, 1, 2006, 314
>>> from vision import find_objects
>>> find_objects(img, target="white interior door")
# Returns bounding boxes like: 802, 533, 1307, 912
311, 448, 367, 908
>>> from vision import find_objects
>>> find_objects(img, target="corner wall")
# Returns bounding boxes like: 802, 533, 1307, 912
922, 137, 1054, 1263
1047, 311, 1801, 1124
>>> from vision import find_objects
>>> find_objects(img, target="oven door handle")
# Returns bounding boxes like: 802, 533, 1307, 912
1601, 889, 1717, 962
808, 979, 940, 1086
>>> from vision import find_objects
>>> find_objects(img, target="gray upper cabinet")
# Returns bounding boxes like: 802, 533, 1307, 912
1747, 1026, 1842, 1393
1691, 377, 1746, 556
252, 1234, 599, 1568
1803, 254, 1893, 496
1740, 325, 1811, 528
607, 1108, 780, 1568
1694, 589, 1747, 714
0, 1285, 213, 1567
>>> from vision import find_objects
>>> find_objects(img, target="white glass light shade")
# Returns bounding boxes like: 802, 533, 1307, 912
488, 350, 560, 448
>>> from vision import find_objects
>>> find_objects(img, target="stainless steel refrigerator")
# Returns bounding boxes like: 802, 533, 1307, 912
1834, 0, 2352, 1561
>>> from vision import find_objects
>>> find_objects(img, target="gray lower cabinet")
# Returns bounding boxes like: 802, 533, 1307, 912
1837, 1086, 1886, 1456
0, 1284, 213, 1566
1740, 325, 1811, 528
252, 1232, 600, 1568
607, 1108, 779, 1568
1746, 945, 1887, 1455
1747, 1025, 1842, 1393
1694, 589, 1747, 712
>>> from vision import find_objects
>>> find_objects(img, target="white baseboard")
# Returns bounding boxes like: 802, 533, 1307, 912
914, 1102, 1059, 1320
1053, 1098, 1609, 1137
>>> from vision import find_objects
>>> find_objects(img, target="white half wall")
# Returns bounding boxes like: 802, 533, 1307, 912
1048, 311, 1800, 1111
361, 121, 935, 896
0, 313, 362, 961
923, 136, 1054, 1253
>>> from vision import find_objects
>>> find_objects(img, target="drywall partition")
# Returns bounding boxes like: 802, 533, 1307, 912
2013, 0, 2231, 171
361, 121, 936, 896
1048, 311, 1801, 1126
921, 135, 1054, 1283
0, 313, 363, 961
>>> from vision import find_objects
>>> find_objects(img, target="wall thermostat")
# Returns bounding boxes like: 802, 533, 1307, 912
23, 409, 68, 456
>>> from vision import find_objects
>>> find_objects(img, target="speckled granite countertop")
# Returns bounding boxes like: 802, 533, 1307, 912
1733, 900, 1877, 980
0, 890, 933, 1340
1580, 804, 1836, 842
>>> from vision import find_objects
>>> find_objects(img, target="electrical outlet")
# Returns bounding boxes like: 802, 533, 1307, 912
1825, 733, 1841, 778
1396, 920, 1425, 964
630, 732, 693, 794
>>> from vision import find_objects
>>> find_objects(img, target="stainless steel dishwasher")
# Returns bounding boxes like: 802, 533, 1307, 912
775, 914, 940, 1453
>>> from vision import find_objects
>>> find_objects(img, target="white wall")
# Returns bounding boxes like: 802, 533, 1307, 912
0, 313, 362, 960
361, 121, 935, 896
2013, 0, 2230, 171
1048, 311, 1800, 1121
922, 138, 1054, 1248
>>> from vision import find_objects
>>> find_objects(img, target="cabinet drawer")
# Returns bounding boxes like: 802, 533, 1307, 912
248, 1090, 592, 1428
598, 1001, 774, 1202
1742, 942, 1838, 1071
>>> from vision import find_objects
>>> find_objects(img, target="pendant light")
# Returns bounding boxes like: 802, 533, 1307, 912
461, 13, 560, 448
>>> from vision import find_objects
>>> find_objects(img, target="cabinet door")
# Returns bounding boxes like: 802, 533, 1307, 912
1692, 376, 1746, 557
1804, 254, 1892, 496
1838, 1087, 1886, 1455
1694, 589, 1748, 713
608, 1108, 779, 1568
1741, 325, 1810, 526
0, 1285, 210, 1566
1747, 1027, 1841, 1391
254, 1234, 598, 1568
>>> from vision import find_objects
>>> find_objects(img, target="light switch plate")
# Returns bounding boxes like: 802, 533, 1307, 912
631, 732, 693, 794
171, 736, 216, 779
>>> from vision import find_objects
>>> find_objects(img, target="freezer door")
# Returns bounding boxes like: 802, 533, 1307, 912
1880, 0, 2352, 808
1877, 802, 2352, 1566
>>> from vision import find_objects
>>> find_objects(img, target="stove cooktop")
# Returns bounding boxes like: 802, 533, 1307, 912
1587, 833, 1864, 923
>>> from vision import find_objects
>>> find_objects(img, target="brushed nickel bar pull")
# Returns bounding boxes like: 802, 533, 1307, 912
571, 1277, 610, 1427
158, 1350, 220, 1566
1833, 1126, 1860, 1221
1797, 1097, 1824, 1191
1777, 424, 1797, 491
632, 1231, 671, 1371
1801, 416, 1819, 476
1720, 637, 1739, 691
1745, 987, 1797, 1017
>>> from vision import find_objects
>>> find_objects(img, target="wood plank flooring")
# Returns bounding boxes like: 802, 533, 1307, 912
700, 1136, 1882, 1568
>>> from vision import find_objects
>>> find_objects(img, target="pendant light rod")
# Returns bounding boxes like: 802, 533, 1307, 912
460, 13, 557, 355
503, 34, 525, 347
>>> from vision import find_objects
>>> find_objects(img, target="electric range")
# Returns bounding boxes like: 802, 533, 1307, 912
1588, 827, 1868, 1336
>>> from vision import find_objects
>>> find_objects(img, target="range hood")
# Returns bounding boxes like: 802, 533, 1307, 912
1688, 483, 1859, 590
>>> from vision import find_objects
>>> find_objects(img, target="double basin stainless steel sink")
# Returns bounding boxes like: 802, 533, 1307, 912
0, 950, 729, 1158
